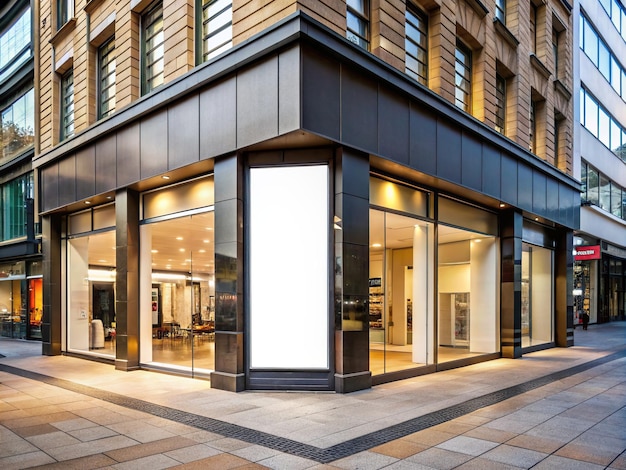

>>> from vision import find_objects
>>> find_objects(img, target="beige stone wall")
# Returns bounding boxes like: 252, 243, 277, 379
36, 0, 573, 175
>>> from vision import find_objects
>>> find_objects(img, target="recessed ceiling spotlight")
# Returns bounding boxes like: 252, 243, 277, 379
372, 243, 382, 248
176, 236, 183, 241
151, 249, 158, 253
162, 175, 170, 180
203, 239, 209, 243
85, 200, 91, 205
499, 203, 506, 208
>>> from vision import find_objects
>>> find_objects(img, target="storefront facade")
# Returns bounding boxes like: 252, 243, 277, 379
35, 14, 579, 393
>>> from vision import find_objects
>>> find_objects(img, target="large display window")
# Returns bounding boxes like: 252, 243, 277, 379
0, 261, 26, 339
369, 209, 434, 375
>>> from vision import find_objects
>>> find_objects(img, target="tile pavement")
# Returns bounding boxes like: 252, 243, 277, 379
0, 321, 625, 469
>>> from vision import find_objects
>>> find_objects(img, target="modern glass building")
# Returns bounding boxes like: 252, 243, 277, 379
0, 0, 42, 341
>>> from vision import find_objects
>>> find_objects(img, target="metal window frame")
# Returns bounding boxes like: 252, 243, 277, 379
405, 5, 428, 86
454, 40, 472, 113
97, 37, 116, 119
200, 0, 233, 63
495, 74, 506, 134
141, 1, 164, 95
60, 70, 74, 141
347, 0, 370, 50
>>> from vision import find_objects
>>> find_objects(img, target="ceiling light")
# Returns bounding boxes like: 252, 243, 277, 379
203, 240, 209, 243
151, 249, 158, 253
176, 236, 183, 241
534, 217, 539, 221
499, 203, 506, 208
85, 200, 91, 205
162, 175, 170, 180
372, 243, 382, 248
179, 248, 185, 252
198, 249, 206, 253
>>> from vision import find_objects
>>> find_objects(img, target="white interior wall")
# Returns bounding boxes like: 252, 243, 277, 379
68, 237, 89, 351
469, 238, 497, 353
139, 224, 153, 363
531, 247, 554, 342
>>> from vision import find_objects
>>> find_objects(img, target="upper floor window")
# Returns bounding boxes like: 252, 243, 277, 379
454, 40, 472, 113
61, 70, 74, 141
581, 161, 625, 220
579, 87, 626, 162
530, 3, 538, 54
552, 28, 559, 77
580, 13, 625, 102
405, 5, 428, 86
599, 0, 626, 40
57, 0, 74, 30
495, 0, 506, 23
1, 89, 34, 163
142, 2, 164, 95
0, 7, 31, 83
98, 39, 116, 119
495, 74, 506, 134
347, 0, 369, 50
201, 0, 232, 62
1, 172, 33, 241
529, 99, 536, 153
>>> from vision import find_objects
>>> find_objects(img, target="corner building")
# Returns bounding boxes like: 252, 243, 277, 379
35, 0, 579, 392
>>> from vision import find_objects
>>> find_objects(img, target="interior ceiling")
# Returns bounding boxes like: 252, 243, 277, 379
88, 212, 214, 275
89, 210, 488, 272
369, 211, 490, 251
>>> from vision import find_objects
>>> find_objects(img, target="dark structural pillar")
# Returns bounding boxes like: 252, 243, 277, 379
555, 229, 574, 347
211, 153, 245, 392
42, 214, 62, 356
501, 210, 523, 359
334, 147, 371, 393
115, 189, 140, 371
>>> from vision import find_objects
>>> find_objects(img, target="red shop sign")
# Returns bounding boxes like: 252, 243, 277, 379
574, 245, 601, 261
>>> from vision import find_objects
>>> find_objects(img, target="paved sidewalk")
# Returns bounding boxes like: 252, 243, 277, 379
1, 322, 625, 469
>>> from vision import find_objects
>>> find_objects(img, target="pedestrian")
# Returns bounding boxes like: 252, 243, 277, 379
582, 312, 590, 330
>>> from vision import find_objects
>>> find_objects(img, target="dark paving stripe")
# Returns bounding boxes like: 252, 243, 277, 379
1, 349, 625, 464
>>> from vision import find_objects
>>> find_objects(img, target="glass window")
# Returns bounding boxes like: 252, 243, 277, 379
455, 40, 472, 113
60, 70, 74, 141
495, 74, 506, 134
495, 0, 506, 23
438, 226, 498, 362
612, 0, 621, 30
201, 0, 232, 62
0, 8, 31, 83
530, 3, 537, 54
347, 0, 369, 50
611, 57, 621, 95
584, 91, 598, 137
598, 41, 610, 82
369, 210, 434, 375
405, 6, 428, 86
587, 166, 599, 205
600, 174, 611, 211
552, 28, 559, 77
598, 108, 610, 148
67, 230, 116, 358
98, 38, 116, 119
1, 173, 32, 241
580, 162, 587, 201
521, 244, 554, 348
611, 120, 622, 154
1, 88, 34, 162
583, 18, 597, 65
599, 0, 611, 14
579, 88, 585, 127
611, 183, 622, 218
57, 0, 74, 30
142, 2, 164, 95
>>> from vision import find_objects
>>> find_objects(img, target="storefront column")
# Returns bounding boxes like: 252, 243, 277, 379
211, 153, 245, 392
42, 214, 62, 355
501, 210, 523, 358
334, 147, 371, 393
555, 229, 574, 347
115, 189, 140, 371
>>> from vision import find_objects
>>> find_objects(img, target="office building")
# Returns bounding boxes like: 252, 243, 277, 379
0, 0, 42, 341
573, 0, 626, 326
34, 0, 579, 392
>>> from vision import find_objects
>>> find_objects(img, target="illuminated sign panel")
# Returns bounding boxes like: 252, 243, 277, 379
574, 245, 601, 261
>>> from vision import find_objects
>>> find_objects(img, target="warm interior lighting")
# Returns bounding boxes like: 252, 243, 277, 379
85, 200, 91, 205
499, 203, 506, 208
162, 175, 170, 180
372, 243, 382, 248
87, 269, 116, 282
176, 236, 183, 240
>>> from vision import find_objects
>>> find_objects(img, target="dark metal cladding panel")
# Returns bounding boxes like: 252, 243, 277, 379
41, 163, 59, 212
57, 154, 76, 207
436, 119, 461, 182
500, 154, 518, 206
278, 46, 300, 135
461, 133, 482, 190
482, 145, 501, 199
140, 112, 168, 179
214, 198, 241, 247
337, 148, 369, 200
95, 133, 117, 194
341, 66, 378, 151
340, 193, 369, 247
168, 94, 200, 169
517, 164, 533, 211
409, 103, 437, 175
546, 178, 559, 222
200, 78, 237, 159
563, 185, 579, 229
378, 88, 409, 164
341, 243, 369, 297
237, 57, 278, 148
532, 170, 547, 217
116, 123, 141, 187
302, 46, 340, 140
75, 146, 96, 201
